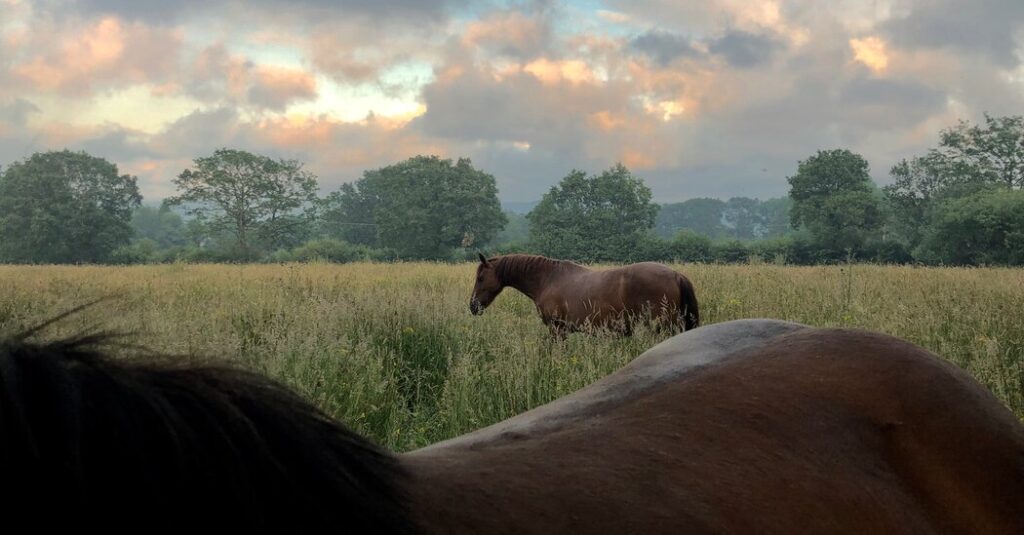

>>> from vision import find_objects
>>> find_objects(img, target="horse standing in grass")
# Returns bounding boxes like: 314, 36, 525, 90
3, 319, 1022, 533
469, 253, 699, 336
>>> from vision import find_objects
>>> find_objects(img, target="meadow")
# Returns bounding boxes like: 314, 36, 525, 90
0, 262, 1021, 451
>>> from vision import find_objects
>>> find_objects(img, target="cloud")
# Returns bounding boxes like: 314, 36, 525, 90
849, 36, 889, 72
247, 66, 318, 111
7, 16, 182, 95
69, 0, 470, 24
0, 98, 40, 126
3, 0, 1024, 204
463, 9, 553, 59
628, 30, 702, 66
882, 0, 1024, 68
180, 44, 318, 111
707, 29, 785, 68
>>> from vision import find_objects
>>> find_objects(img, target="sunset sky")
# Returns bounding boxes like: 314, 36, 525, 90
1, 0, 1022, 203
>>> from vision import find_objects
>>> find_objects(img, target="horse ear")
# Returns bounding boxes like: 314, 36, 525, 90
477, 252, 489, 266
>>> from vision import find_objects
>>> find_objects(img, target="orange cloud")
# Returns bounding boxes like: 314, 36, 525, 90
524, 58, 599, 86
11, 17, 182, 94
589, 111, 625, 131
463, 10, 547, 56
249, 65, 318, 110
850, 36, 889, 73
621, 148, 657, 169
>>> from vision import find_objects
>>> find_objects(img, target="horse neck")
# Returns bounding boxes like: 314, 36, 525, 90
497, 256, 576, 300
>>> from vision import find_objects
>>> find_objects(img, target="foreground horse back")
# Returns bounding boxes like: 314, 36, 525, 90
470, 254, 699, 335
406, 320, 1024, 534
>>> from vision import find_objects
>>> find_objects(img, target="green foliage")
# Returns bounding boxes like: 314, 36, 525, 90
756, 197, 793, 239
489, 211, 530, 248
656, 198, 727, 238
109, 239, 160, 265
167, 148, 319, 256
937, 114, 1024, 189
668, 230, 713, 262
788, 149, 883, 254
130, 204, 187, 248
268, 239, 393, 263
657, 197, 792, 241
0, 150, 141, 263
528, 164, 658, 261
711, 240, 750, 263
885, 114, 1024, 252
323, 156, 506, 259
320, 183, 379, 246
722, 197, 762, 239
915, 189, 1024, 266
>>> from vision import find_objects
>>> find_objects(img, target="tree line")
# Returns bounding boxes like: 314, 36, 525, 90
1, 114, 1021, 266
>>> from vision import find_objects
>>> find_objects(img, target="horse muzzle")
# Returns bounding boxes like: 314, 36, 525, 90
469, 299, 485, 316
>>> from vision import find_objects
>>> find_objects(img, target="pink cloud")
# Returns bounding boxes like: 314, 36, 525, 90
248, 66, 318, 111
10, 16, 182, 95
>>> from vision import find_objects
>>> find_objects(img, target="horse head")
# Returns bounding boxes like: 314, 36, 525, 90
470, 252, 503, 315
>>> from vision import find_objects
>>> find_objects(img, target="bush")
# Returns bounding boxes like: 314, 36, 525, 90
914, 189, 1024, 266
668, 230, 712, 262
711, 240, 750, 263
750, 238, 792, 265
270, 239, 379, 263
109, 239, 159, 265
863, 240, 913, 264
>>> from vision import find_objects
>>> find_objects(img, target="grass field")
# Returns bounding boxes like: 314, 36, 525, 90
0, 262, 1021, 451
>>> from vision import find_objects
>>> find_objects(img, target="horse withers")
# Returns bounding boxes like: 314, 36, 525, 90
470, 253, 699, 336
3, 320, 1022, 533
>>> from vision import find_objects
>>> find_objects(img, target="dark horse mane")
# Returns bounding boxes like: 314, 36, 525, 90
492, 254, 581, 290
0, 331, 414, 534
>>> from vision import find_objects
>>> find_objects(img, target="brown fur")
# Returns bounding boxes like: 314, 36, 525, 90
470, 254, 699, 335
403, 319, 1024, 534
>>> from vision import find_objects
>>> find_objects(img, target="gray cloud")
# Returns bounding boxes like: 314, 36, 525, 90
882, 0, 1024, 67
629, 30, 702, 66
0, 98, 40, 126
73, 128, 159, 163
69, 0, 470, 23
707, 30, 785, 68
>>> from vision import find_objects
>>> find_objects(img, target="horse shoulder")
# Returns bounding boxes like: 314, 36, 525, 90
411, 319, 808, 452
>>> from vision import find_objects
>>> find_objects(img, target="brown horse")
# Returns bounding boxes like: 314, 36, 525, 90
4, 320, 1023, 533
470, 253, 699, 335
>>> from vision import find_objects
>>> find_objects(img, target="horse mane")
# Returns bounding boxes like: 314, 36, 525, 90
493, 254, 580, 285
0, 332, 415, 533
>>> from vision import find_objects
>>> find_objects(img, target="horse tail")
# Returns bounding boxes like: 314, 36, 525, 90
678, 276, 700, 331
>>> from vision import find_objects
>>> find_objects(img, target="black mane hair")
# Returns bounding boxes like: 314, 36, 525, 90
0, 332, 415, 534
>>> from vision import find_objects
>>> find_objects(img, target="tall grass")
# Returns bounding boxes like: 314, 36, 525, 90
0, 262, 1021, 451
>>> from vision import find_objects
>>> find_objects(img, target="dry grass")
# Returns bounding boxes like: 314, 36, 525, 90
0, 262, 1021, 451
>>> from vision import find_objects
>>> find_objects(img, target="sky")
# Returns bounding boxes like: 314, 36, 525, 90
1, 0, 1023, 203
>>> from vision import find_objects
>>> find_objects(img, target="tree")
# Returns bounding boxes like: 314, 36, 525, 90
320, 183, 379, 246
323, 156, 506, 259
915, 189, 1024, 266
722, 197, 763, 240
528, 164, 658, 262
0, 150, 141, 263
489, 211, 530, 248
936, 114, 1024, 189
787, 149, 883, 254
130, 203, 187, 248
167, 149, 319, 256
885, 114, 1024, 251
756, 197, 793, 239
655, 198, 727, 238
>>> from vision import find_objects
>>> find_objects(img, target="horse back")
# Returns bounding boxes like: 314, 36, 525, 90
404, 320, 1024, 534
